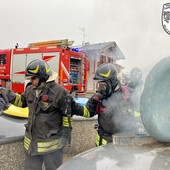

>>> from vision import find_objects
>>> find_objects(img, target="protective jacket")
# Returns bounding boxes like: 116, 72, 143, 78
86, 86, 134, 146
10, 80, 92, 156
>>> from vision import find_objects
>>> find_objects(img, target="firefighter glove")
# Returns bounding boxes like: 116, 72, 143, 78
61, 127, 72, 147
0, 87, 15, 107
63, 95, 73, 116
91, 93, 102, 103
85, 93, 102, 116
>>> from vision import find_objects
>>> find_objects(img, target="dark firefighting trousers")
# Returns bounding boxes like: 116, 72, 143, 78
24, 148, 63, 170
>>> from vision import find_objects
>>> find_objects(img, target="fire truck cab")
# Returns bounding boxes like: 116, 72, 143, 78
0, 40, 88, 94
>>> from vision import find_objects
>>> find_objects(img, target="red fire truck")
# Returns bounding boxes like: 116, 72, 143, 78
0, 40, 88, 94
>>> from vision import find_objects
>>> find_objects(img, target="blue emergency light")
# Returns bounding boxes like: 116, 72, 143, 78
72, 48, 79, 52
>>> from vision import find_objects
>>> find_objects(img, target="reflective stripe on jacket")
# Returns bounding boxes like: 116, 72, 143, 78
95, 133, 107, 146
134, 111, 140, 117
24, 135, 63, 153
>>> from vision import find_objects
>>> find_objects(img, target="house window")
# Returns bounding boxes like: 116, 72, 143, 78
100, 55, 106, 63
108, 57, 113, 63
97, 61, 100, 67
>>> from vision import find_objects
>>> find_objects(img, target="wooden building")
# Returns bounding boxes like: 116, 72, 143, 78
77, 42, 125, 90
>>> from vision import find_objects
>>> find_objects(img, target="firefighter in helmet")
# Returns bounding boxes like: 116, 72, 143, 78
128, 67, 143, 89
127, 67, 143, 117
127, 67, 146, 134
0, 59, 96, 170
85, 63, 135, 146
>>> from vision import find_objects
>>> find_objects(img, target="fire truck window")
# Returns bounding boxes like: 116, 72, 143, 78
70, 58, 81, 84
0, 54, 6, 64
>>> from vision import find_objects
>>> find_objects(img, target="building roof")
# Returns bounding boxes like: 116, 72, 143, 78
76, 41, 125, 60
80, 42, 115, 51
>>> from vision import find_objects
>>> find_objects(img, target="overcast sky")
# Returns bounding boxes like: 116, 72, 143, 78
0, 0, 170, 78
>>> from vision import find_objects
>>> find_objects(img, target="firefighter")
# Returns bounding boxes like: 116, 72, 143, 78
86, 63, 135, 146
127, 67, 145, 134
0, 59, 95, 170
127, 67, 143, 90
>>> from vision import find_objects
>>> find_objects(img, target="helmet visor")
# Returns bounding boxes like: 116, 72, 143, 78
97, 81, 108, 91
97, 81, 112, 98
